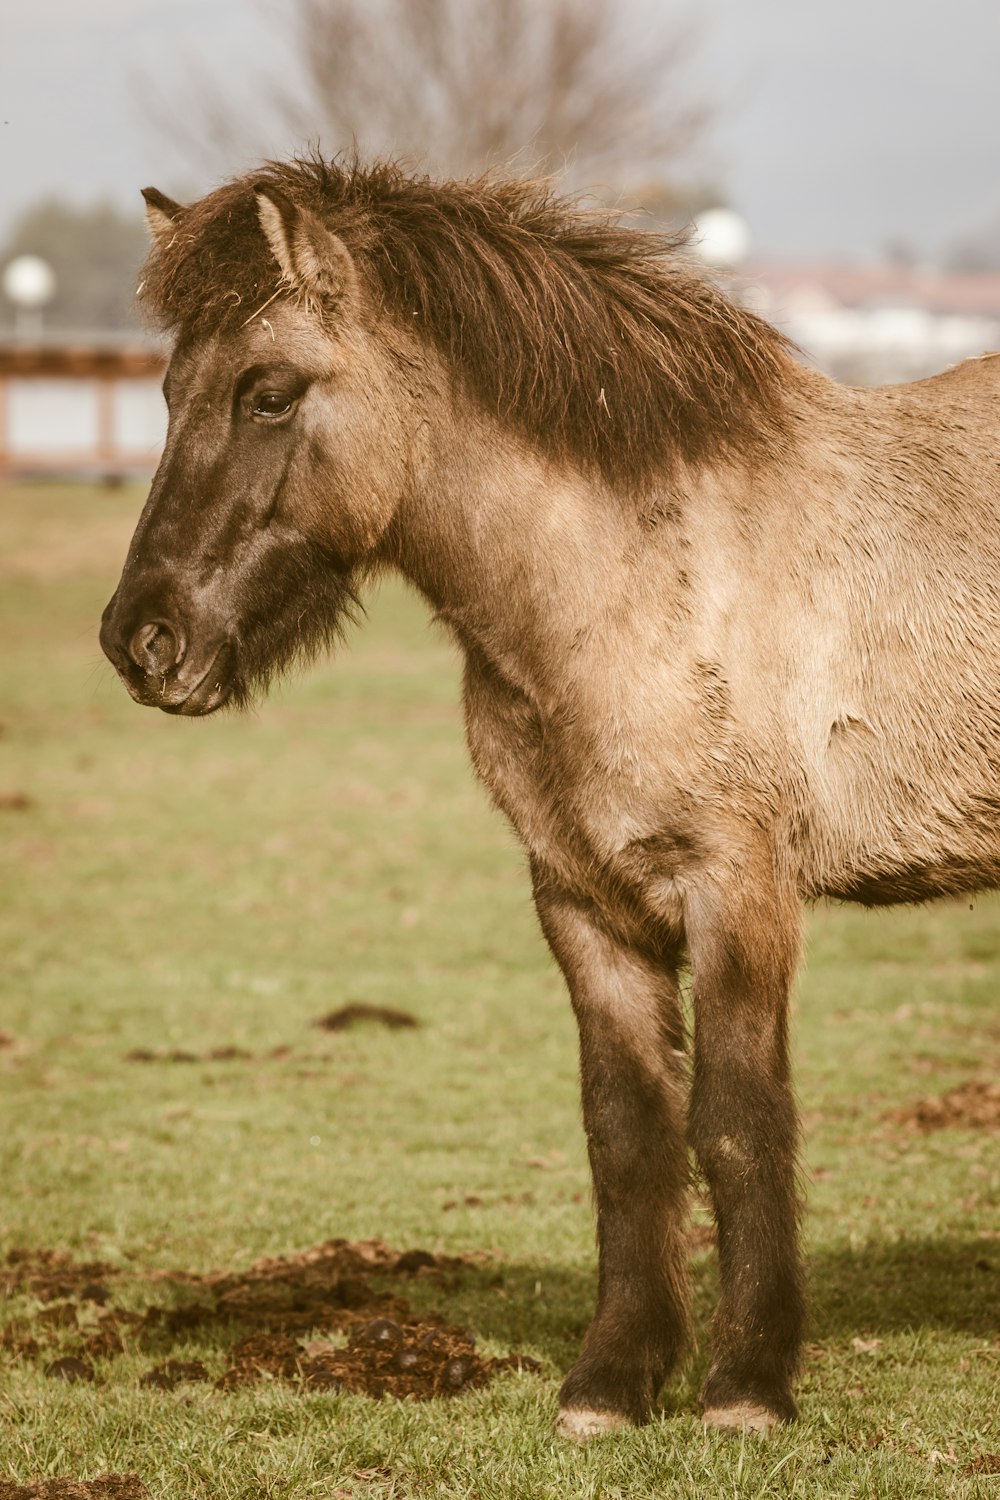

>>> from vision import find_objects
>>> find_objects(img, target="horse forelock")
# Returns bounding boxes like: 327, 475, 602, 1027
140, 156, 795, 488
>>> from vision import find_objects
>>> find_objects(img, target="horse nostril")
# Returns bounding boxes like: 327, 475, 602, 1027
129, 621, 183, 676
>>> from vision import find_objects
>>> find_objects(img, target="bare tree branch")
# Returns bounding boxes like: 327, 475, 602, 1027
145, 0, 710, 204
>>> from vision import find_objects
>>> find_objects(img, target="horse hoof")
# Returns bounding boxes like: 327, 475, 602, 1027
701, 1401, 782, 1434
555, 1406, 631, 1443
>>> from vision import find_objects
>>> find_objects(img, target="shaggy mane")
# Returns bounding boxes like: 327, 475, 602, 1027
142, 157, 794, 487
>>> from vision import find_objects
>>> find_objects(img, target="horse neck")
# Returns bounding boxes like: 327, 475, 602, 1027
385, 399, 662, 695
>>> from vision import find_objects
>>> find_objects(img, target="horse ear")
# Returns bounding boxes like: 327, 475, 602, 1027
141, 187, 183, 246
254, 186, 357, 307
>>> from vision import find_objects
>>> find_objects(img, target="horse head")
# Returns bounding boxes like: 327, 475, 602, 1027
100, 185, 412, 713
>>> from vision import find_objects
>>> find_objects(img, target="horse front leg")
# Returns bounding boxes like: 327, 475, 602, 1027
685, 862, 805, 1431
533, 876, 691, 1441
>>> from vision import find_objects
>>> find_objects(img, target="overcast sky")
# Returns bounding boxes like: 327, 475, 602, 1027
2, 0, 999, 261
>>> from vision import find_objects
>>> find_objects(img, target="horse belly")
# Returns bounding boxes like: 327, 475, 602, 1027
805, 713, 1000, 905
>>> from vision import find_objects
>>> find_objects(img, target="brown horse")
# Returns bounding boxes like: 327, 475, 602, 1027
101, 158, 1000, 1440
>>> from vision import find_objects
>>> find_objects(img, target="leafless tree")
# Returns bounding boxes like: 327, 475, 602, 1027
152, 0, 709, 204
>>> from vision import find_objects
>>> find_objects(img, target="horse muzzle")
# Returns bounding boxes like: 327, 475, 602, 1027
100, 596, 238, 716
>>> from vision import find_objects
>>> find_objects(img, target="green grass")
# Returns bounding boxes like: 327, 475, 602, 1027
0, 482, 997, 1498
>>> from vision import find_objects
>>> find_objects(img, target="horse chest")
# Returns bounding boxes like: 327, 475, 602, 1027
462, 652, 669, 931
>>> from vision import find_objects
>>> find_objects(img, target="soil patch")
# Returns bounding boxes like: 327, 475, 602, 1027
123, 1046, 254, 1064
314, 1004, 419, 1032
220, 1315, 539, 1398
0, 1478, 149, 1500
140, 1358, 209, 1390
2, 1248, 117, 1303
883, 1079, 1000, 1133
2, 1238, 540, 1405
124, 1044, 299, 1065
43, 1355, 96, 1382
964, 1454, 1000, 1476
0, 792, 32, 812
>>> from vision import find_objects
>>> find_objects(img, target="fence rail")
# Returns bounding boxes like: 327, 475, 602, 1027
0, 343, 167, 480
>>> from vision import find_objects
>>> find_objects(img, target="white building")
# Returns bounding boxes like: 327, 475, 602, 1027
738, 262, 1000, 385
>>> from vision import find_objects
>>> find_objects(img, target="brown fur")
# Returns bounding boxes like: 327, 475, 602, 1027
102, 158, 1000, 1437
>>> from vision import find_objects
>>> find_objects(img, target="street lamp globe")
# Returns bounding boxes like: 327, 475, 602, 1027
690, 209, 751, 272
2, 254, 57, 339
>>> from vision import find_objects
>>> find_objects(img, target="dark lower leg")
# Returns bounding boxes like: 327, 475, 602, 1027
534, 888, 691, 1426
686, 877, 805, 1424
558, 1017, 692, 1423
690, 1075, 804, 1421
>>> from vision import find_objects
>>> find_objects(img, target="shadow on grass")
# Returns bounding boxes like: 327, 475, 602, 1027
394, 1232, 999, 1362
806, 1234, 999, 1338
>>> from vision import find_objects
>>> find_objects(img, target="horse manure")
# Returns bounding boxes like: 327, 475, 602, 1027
356, 1317, 404, 1348
44, 1356, 95, 1383
5, 1238, 541, 1405
140, 1359, 209, 1390
333, 1276, 372, 1308
302, 1366, 344, 1390
314, 1003, 419, 1032
883, 1078, 1000, 1133
37, 1302, 78, 1329
296, 1319, 522, 1401
2, 1248, 120, 1302
442, 1354, 476, 1389
123, 1048, 197, 1064
218, 1333, 300, 1387
963, 1455, 1000, 1476
0, 792, 32, 812
394, 1248, 437, 1273
79, 1282, 111, 1305
124, 1044, 263, 1065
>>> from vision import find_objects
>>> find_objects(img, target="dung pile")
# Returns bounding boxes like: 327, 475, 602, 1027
0, 1238, 541, 1403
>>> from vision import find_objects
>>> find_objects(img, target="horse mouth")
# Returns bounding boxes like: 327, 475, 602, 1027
119, 642, 237, 717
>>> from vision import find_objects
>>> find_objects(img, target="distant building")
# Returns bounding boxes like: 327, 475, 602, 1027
0, 338, 166, 481
739, 261, 1000, 384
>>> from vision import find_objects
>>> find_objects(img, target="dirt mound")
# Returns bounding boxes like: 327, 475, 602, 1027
964, 1454, 1000, 1476
0, 1478, 148, 1500
220, 1316, 539, 1398
43, 1356, 95, 1382
2, 1248, 117, 1303
140, 1359, 209, 1390
883, 1078, 1000, 1133
1, 1239, 540, 1405
314, 1004, 419, 1031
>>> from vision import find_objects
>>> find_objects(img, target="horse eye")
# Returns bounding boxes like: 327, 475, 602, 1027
252, 391, 294, 418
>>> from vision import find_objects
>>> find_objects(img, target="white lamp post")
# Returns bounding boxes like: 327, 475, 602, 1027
2, 254, 57, 341
690, 209, 751, 272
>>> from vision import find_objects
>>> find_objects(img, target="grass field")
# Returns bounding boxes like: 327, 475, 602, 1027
0, 482, 997, 1498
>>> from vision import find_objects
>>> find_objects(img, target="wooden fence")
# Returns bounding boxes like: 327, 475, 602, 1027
0, 343, 167, 481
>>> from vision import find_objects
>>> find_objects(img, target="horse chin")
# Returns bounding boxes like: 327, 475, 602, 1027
223, 565, 360, 708
117, 640, 239, 717
159, 676, 235, 716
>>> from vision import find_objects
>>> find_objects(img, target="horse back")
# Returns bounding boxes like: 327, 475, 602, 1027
767, 355, 1000, 903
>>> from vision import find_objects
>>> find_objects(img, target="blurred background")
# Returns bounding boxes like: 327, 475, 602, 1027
2, 0, 1000, 476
